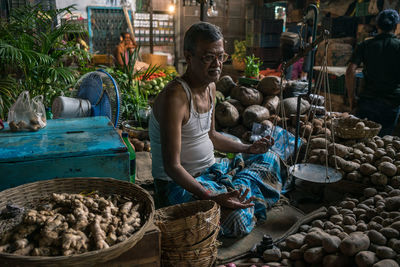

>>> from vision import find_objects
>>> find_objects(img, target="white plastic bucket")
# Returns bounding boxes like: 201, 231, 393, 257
52, 96, 91, 119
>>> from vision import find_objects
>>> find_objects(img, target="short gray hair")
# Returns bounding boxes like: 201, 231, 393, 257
183, 22, 223, 54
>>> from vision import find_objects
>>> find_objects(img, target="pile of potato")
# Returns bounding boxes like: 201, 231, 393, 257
0, 192, 142, 256
260, 186, 400, 266
215, 75, 287, 141
307, 135, 400, 188
214, 75, 342, 143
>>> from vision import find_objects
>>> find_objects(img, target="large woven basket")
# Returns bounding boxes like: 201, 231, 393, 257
154, 200, 220, 248
333, 117, 381, 139
0, 177, 154, 267
161, 242, 218, 267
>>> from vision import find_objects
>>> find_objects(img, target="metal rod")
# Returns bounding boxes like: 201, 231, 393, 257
293, 4, 319, 160
200, 2, 206, 21
149, 3, 154, 53
307, 4, 318, 96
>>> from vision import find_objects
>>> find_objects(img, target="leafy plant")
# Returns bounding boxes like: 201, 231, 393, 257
244, 54, 262, 78
110, 47, 159, 125
0, 4, 89, 118
231, 40, 247, 62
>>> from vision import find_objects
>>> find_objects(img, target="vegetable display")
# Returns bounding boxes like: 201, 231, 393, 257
260, 186, 400, 266
138, 69, 177, 96
0, 192, 142, 256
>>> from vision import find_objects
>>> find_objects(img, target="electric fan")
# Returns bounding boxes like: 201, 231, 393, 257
52, 69, 120, 126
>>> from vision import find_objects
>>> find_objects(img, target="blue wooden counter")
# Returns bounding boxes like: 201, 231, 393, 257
0, 116, 130, 191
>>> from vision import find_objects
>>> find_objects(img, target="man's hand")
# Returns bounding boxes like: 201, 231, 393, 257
246, 136, 274, 154
209, 188, 255, 209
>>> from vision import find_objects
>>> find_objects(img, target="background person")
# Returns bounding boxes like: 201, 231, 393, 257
346, 9, 400, 136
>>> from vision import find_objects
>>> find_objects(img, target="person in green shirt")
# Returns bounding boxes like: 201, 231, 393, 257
346, 9, 400, 136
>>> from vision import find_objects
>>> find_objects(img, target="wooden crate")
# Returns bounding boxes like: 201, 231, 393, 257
103, 223, 161, 267
92, 54, 114, 66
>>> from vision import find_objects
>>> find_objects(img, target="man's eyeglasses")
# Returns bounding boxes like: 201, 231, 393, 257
200, 52, 229, 64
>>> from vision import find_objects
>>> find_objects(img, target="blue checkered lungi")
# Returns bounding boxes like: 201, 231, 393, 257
167, 151, 283, 237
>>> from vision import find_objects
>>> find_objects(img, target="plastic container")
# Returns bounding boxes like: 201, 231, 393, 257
52, 96, 91, 119
122, 132, 136, 183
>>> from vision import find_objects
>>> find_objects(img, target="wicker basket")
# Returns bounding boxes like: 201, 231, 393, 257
154, 200, 220, 248
0, 177, 154, 267
333, 117, 382, 139
161, 243, 218, 267
161, 250, 217, 267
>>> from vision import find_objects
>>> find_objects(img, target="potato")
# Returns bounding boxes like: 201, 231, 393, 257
386, 148, 396, 158
372, 259, 399, 267
262, 247, 281, 262
368, 230, 387, 246
346, 171, 362, 182
310, 137, 331, 149
216, 75, 236, 96
357, 223, 368, 232
339, 232, 370, 256
304, 231, 325, 247
342, 160, 360, 173
257, 76, 281, 96
364, 153, 374, 163
368, 221, 384, 231
375, 139, 385, 148
242, 105, 270, 129
215, 101, 240, 127
236, 86, 263, 106
286, 233, 305, 250
323, 254, 351, 267
262, 95, 279, 114
330, 214, 343, 224
321, 234, 341, 253
367, 141, 378, 150
308, 155, 320, 164
328, 143, 352, 158
376, 246, 397, 259
370, 172, 388, 186
289, 249, 303, 260
374, 148, 387, 158
386, 196, 400, 211
360, 163, 378, 176
380, 228, 399, 239
355, 251, 379, 267
362, 146, 375, 154
303, 247, 324, 264
379, 162, 397, 177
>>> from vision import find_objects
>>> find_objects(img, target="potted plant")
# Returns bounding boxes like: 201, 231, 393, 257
231, 40, 247, 71
244, 54, 262, 79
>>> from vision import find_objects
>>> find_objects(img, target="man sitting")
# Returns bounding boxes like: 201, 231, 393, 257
149, 22, 284, 237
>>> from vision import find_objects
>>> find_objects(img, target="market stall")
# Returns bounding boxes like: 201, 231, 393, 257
1, 0, 400, 267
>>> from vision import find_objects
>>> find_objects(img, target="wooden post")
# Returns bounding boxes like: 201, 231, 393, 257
123, 6, 135, 40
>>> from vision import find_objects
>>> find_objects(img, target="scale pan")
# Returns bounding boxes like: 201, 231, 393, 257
289, 163, 343, 183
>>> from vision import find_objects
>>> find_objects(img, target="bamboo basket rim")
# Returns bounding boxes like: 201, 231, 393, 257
333, 117, 381, 139
161, 242, 219, 260
163, 227, 220, 251
154, 200, 219, 231
155, 200, 220, 247
0, 177, 154, 267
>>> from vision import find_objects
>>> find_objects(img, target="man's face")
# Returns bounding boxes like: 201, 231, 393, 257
187, 38, 224, 83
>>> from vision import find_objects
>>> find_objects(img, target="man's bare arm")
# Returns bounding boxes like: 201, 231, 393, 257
159, 82, 210, 199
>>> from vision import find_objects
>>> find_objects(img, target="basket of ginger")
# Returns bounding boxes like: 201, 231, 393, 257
0, 177, 154, 266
